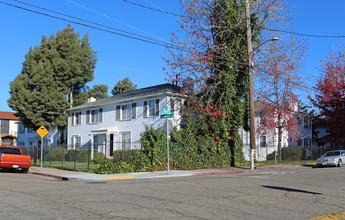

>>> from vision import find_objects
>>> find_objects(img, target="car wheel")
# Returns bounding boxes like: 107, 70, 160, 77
338, 160, 342, 167
22, 168, 29, 174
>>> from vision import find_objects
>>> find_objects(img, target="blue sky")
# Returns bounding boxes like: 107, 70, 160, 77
0, 0, 344, 112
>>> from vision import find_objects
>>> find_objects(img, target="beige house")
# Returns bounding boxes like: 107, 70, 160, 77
0, 111, 19, 146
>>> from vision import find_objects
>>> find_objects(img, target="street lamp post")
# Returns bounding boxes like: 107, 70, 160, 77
245, 0, 278, 170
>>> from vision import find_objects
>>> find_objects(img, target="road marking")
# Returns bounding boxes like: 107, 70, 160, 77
104, 176, 134, 180
310, 211, 345, 220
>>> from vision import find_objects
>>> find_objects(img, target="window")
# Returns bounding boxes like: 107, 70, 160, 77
116, 103, 136, 120
91, 110, 98, 123
304, 138, 309, 147
144, 99, 160, 117
297, 139, 302, 146
122, 104, 132, 120
19, 124, 25, 134
72, 112, 81, 126
260, 136, 266, 148
1, 119, 9, 134
297, 117, 302, 125
87, 108, 103, 124
170, 98, 175, 114
72, 135, 81, 149
121, 133, 131, 150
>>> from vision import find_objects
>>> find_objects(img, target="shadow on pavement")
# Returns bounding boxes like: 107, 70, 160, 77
261, 185, 322, 195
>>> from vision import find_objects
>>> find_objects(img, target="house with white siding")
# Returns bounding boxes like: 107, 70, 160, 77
65, 83, 183, 159
240, 102, 312, 161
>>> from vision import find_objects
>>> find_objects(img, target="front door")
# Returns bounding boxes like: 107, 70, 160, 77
110, 134, 114, 156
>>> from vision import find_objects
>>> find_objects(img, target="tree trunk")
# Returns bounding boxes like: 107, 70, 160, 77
278, 129, 283, 161
69, 90, 73, 108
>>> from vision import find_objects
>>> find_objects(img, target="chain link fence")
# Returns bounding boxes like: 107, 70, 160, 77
19, 142, 142, 172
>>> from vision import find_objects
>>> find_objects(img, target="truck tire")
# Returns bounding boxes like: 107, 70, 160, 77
22, 168, 29, 174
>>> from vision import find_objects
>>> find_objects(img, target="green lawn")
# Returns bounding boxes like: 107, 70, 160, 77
32, 160, 100, 171
257, 160, 315, 166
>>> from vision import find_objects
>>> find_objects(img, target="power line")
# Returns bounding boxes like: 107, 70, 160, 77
121, 0, 182, 17
0, 1, 186, 51
265, 28, 345, 38
122, 0, 345, 39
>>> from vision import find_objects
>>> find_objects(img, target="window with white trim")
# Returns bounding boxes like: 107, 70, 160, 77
86, 108, 103, 124
121, 133, 131, 150
72, 112, 81, 126
72, 135, 81, 149
122, 104, 132, 120
116, 103, 136, 120
260, 136, 266, 148
144, 99, 159, 117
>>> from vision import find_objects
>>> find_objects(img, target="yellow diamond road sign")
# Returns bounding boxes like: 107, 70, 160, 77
36, 125, 49, 138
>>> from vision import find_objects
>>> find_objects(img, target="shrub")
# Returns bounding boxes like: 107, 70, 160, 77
93, 152, 105, 164
95, 150, 151, 174
140, 125, 167, 167
45, 147, 68, 161
112, 150, 151, 173
94, 159, 116, 174
282, 147, 303, 160
66, 149, 89, 162
267, 147, 303, 161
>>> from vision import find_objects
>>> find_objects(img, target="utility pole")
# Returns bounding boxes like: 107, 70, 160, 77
245, 0, 256, 170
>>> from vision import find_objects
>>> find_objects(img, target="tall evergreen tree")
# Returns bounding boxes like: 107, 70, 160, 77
8, 24, 97, 131
111, 77, 137, 95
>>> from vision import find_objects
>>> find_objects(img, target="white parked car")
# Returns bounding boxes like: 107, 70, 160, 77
316, 150, 345, 167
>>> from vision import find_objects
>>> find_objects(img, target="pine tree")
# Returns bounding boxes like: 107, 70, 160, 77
8, 24, 97, 131
111, 77, 137, 95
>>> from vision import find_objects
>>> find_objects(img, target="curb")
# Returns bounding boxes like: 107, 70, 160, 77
194, 170, 246, 176
32, 172, 69, 181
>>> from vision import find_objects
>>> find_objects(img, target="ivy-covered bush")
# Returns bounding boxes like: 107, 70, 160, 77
140, 125, 167, 167
93, 152, 106, 164
95, 124, 245, 174
95, 150, 150, 174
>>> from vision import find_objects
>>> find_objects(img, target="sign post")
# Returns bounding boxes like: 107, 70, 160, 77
161, 110, 173, 174
36, 125, 49, 172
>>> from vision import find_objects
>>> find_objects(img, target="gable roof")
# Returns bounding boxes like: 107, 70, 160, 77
0, 111, 19, 120
66, 83, 181, 112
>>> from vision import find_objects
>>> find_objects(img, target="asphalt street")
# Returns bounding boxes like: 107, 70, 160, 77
1, 165, 345, 220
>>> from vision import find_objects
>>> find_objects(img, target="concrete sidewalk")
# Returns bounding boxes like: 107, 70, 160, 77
30, 164, 314, 181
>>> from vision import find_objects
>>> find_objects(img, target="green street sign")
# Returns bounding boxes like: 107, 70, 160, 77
163, 109, 171, 114
160, 113, 174, 119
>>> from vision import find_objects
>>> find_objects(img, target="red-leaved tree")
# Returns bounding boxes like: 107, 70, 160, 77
255, 36, 307, 161
312, 46, 345, 146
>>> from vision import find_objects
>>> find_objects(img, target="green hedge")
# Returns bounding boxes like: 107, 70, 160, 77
267, 147, 304, 161
95, 150, 150, 174
45, 147, 68, 161
66, 149, 89, 162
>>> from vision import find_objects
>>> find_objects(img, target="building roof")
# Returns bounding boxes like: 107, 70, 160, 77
66, 83, 181, 112
0, 111, 19, 120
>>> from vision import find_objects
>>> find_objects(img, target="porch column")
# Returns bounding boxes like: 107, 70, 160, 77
90, 134, 94, 160
105, 133, 110, 158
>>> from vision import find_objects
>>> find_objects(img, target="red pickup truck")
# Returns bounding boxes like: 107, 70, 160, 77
0, 146, 31, 173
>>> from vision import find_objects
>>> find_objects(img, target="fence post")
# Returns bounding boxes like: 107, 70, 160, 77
74, 148, 77, 171
49, 144, 52, 167
34, 145, 38, 166
61, 146, 64, 169
88, 142, 90, 171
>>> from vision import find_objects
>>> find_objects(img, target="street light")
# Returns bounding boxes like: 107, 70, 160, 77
247, 37, 278, 171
